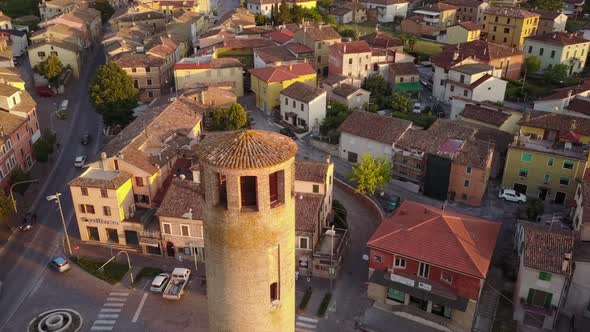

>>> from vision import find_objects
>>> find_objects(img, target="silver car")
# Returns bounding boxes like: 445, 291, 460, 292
50, 256, 70, 272
498, 189, 527, 204
150, 273, 171, 293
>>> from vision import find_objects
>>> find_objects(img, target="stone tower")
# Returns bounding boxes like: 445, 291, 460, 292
196, 130, 298, 332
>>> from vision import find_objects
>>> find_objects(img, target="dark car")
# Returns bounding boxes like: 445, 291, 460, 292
279, 128, 297, 140
81, 133, 91, 145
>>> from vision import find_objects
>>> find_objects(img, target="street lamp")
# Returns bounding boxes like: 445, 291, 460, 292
98, 250, 135, 288
46, 193, 72, 256
10, 179, 39, 213
325, 225, 336, 292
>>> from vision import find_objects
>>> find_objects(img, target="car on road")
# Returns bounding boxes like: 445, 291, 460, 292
150, 273, 171, 293
498, 189, 527, 203
50, 256, 70, 272
58, 100, 69, 112
412, 103, 422, 114
81, 133, 91, 145
74, 156, 86, 167
279, 128, 297, 140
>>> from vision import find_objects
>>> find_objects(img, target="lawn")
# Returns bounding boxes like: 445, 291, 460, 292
72, 256, 129, 285
135, 267, 164, 282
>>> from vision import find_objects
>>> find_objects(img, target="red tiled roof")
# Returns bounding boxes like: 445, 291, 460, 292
264, 29, 295, 44
249, 62, 316, 83
338, 111, 412, 145
565, 97, 590, 116
416, 2, 457, 12
359, 31, 404, 49
440, 0, 483, 8
531, 9, 563, 20
295, 160, 330, 183
330, 40, 371, 54
432, 40, 522, 69
519, 111, 590, 136
254, 45, 297, 63
527, 32, 589, 46
485, 7, 539, 19
285, 42, 313, 54
173, 58, 243, 70
461, 104, 510, 127
368, 200, 501, 278
458, 21, 480, 31
522, 223, 574, 276
295, 193, 323, 232
537, 83, 590, 101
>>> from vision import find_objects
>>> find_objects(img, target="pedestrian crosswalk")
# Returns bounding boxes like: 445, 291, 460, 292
90, 292, 129, 331
296, 315, 319, 332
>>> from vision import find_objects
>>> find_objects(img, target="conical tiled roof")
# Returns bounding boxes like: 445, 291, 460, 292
196, 130, 298, 169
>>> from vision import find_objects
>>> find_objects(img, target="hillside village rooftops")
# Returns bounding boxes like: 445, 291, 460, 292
280, 81, 325, 103
295, 160, 331, 183
359, 31, 404, 49
526, 32, 589, 46
298, 24, 341, 41
458, 21, 480, 31
68, 169, 132, 190
432, 40, 521, 69
484, 7, 539, 19
537, 83, 590, 101
174, 57, 243, 70
396, 119, 476, 153
565, 96, 590, 116
0, 111, 26, 145
255, 45, 297, 63
220, 37, 275, 49
531, 9, 563, 20
322, 75, 348, 86
249, 62, 315, 83
451, 63, 495, 75
195, 130, 298, 169
518, 111, 590, 136
114, 54, 165, 67
264, 29, 295, 44
461, 104, 511, 127
389, 62, 419, 76
338, 111, 412, 145
285, 43, 313, 54
368, 200, 500, 278
522, 223, 574, 276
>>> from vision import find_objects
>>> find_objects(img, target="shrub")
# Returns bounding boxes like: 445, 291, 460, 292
299, 287, 312, 310
317, 292, 332, 317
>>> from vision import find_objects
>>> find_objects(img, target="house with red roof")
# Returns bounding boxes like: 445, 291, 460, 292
249, 62, 317, 112
367, 200, 500, 331
442, 63, 507, 103
328, 40, 372, 81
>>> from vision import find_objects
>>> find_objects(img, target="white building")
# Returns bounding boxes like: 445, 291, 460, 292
533, 84, 590, 114
280, 82, 327, 134
443, 63, 507, 103
514, 223, 574, 330
330, 83, 371, 110
338, 110, 411, 163
364, 0, 408, 23
246, 0, 279, 17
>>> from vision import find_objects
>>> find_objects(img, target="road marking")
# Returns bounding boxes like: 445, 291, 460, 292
142, 279, 150, 290
98, 314, 119, 319
93, 320, 116, 324
106, 297, 127, 302
296, 315, 318, 331
90, 326, 114, 331
132, 292, 149, 323
296, 322, 317, 329
100, 308, 121, 313
297, 316, 319, 323
103, 303, 125, 307
109, 292, 129, 297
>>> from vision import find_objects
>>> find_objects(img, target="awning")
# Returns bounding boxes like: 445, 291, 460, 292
139, 238, 161, 248
369, 270, 468, 311
394, 82, 423, 93
558, 131, 581, 142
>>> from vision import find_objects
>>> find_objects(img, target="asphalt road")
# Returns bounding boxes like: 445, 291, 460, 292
0, 48, 106, 330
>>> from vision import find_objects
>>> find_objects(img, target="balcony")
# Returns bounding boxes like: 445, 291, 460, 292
511, 135, 588, 160
520, 297, 557, 316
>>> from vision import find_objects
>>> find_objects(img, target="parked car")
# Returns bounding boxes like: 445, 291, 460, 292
74, 156, 86, 167
279, 128, 297, 140
412, 103, 422, 114
81, 133, 91, 145
498, 189, 527, 203
163, 268, 191, 300
50, 256, 70, 272
150, 273, 171, 293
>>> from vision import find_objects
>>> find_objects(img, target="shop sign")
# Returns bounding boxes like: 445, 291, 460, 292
80, 217, 118, 225
418, 282, 432, 292
391, 273, 415, 287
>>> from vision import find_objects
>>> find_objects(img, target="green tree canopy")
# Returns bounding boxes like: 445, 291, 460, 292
530, 0, 564, 11
0, 0, 38, 18
34, 55, 63, 82
407, 35, 418, 51
255, 13, 271, 26
212, 103, 248, 130
350, 154, 392, 195
317, 0, 333, 8
0, 192, 13, 225
524, 56, 541, 74
89, 62, 138, 127
543, 64, 569, 83
32, 129, 56, 162
389, 93, 412, 113
8, 167, 32, 195
362, 75, 391, 109
94, 0, 115, 22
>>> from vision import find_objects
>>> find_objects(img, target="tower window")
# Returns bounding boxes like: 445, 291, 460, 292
240, 176, 257, 208
217, 173, 227, 208
269, 172, 278, 204
270, 282, 279, 302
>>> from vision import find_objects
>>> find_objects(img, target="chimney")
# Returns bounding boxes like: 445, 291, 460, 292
343, 44, 347, 53
553, 33, 557, 39
289, 64, 293, 71
571, 119, 577, 131
483, 47, 487, 56
562, 252, 572, 273
200, 90, 206, 104
452, 51, 459, 61
326, 155, 331, 163
100, 152, 107, 170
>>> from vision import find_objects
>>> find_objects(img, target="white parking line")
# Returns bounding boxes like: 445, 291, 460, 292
93, 320, 116, 324
296, 322, 317, 329
100, 308, 122, 313
90, 326, 113, 331
109, 292, 129, 296
106, 297, 127, 302
98, 314, 119, 319
132, 293, 149, 323
104, 303, 125, 307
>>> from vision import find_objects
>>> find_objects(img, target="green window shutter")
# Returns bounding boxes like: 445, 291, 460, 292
544, 292, 553, 308
527, 289, 535, 304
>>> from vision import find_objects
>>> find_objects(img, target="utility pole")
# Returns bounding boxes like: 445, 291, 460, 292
47, 193, 72, 256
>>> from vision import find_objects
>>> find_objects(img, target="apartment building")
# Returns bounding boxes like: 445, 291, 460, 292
174, 57, 244, 96
441, 0, 488, 25
38, 0, 79, 20
523, 32, 590, 75
482, 7, 539, 50
328, 41, 372, 80
412, 2, 457, 29
294, 24, 342, 76
531, 10, 567, 35
443, 63, 507, 103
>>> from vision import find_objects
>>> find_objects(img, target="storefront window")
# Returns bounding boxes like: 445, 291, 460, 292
124, 230, 139, 246
87, 226, 99, 241
106, 228, 119, 243
431, 303, 452, 318
387, 288, 406, 304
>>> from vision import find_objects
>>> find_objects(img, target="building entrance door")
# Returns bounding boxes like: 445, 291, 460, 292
539, 188, 548, 201
166, 242, 175, 257
409, 296, 428, 311
555, 192, 566, 205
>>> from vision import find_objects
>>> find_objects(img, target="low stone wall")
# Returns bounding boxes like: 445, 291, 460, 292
334, 178, 384, 221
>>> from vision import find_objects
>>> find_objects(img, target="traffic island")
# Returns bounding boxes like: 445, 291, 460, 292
28, 308, 83, 332
71, 256, 128, 285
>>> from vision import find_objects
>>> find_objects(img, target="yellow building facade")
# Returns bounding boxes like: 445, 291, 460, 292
446, 23, 481, 45
286, 0, 316, 9
250, 63, 317, 113
28, 41, 81, 78
482, 8, 539, 50
173, 58, 245, 96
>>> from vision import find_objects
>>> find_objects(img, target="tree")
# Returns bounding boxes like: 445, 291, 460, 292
526, 198, 545, 221
94, 0, 115, 23
0, 192, 13, 225
89, 62, 138, 127
320, 102, 352, 142
32, 129, 57, 162
318, 0, 333, 9
338, 27, 357, 40
407, 35, 418, 52
0, 0, 39, 18
530, 0, 564, 11
543, 64, 569, 83
255, 13, 271, 26
350, 154, 392, 195
389, 93, 412, 113
291, 5, 305, 23
34, 55, 63, 83
323, 14, 337, 26
332, 199, 348, 229
212, 103, 248, 130
277, 0, 291, 25
524, 56, 541, 75
362, 75, 391, 109
8, 167, 32, 195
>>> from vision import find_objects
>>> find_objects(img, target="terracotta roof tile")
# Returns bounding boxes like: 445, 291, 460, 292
249, 62, 316, 83
416, 2, 457, 11
522, 223, 574, 276
68, 169, 132, 189
221, 37, 275, 49
299, 24, 341, 41
174, 57, 243, 70
531, 9, 563, 20
364, 0, 409, 5
461, 104, 510, 127
295, 160, 330, 183
440, 0, 483, 7
527, 32, 589, 46
322, 75, 347, 86
156, 178, 204, 219
338, 111, 412, 145
396, 119, 476, 155
114, 54, 165, 68
295, 193, 323, 232
0, 111, 26, 145
519, 112, 590, 136
330, 40, 371, 54
458, 21, 480, 31
537, 83, 590, 101
284, 42, 313, 54
264, 29, 295, 44
331, 83, 362, 98
280, 81, 325, 103
196, 130, 298, 169
485, 7, 539, 18
254, 45, 297, 63
453, 138, 493, 168
432, 40, 521, 69
565, 97, 590, 116
389, 62, 419, 76
367, 200, 500, 278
